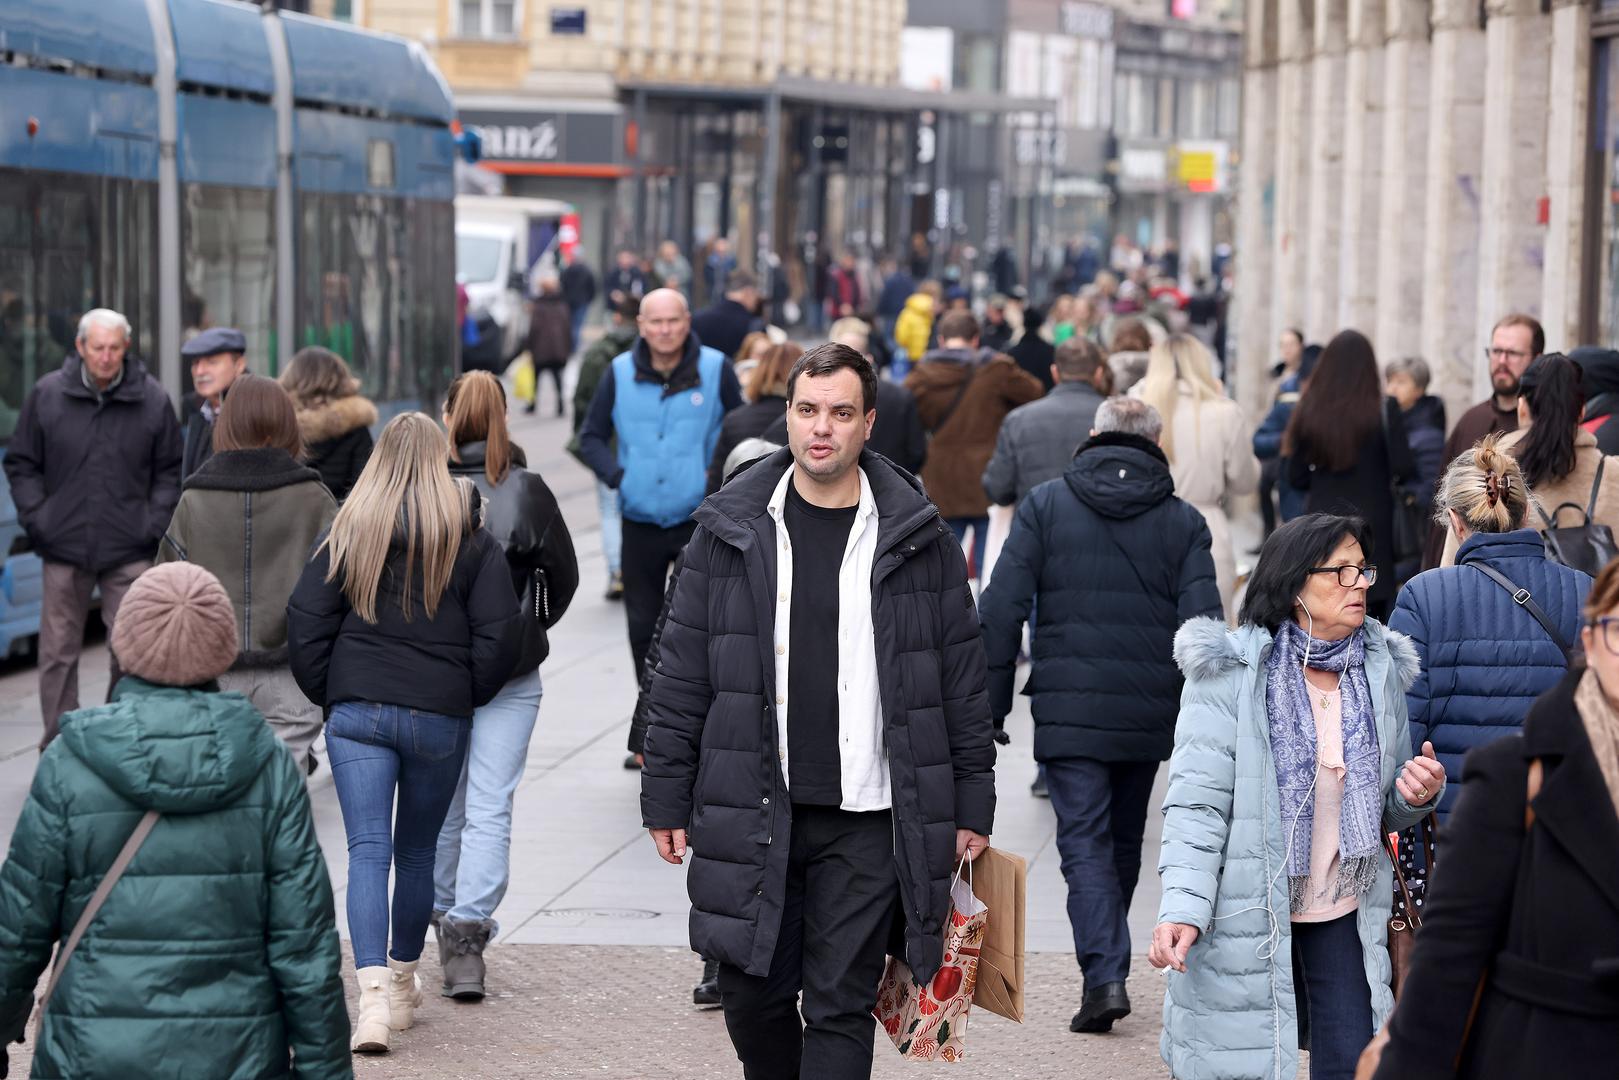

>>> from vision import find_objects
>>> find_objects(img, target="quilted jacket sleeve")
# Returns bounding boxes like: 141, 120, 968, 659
1176, 513, 1224, 624
641, 531, 717, 830
1388, 586, 1432, 754
937, 531, 997, 837
0, 752, 69, 1045
286, 544, 344, 707
466, 531, 523, 708
261, 750, 351, 1079
1157, 668, 1239, 932
978, 494, 1042, 721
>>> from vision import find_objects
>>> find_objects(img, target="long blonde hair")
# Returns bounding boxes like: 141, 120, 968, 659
444, 370, 512, 485
322, 412, 469, 623
1135, 334, 1225, 464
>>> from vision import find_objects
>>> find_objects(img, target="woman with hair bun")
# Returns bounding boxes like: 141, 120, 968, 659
1391, 435, 1591, 825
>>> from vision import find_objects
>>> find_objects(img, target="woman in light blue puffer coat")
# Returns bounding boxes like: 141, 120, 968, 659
1151, 513, 1445, 1080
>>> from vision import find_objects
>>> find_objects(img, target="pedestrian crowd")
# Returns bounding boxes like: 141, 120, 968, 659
1, 225, 1618, 1080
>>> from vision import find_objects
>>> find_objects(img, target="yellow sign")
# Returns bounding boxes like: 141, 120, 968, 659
1176, 149, 1219, 191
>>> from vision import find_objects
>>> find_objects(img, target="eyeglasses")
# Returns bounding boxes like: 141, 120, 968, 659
1592, 616, 1619, 655
1307, 565, 1378, 588
1484, 347, 1530, 363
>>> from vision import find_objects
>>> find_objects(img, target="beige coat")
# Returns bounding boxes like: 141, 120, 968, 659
1144, 382, 1261, 618
1441, 426, 1619, 566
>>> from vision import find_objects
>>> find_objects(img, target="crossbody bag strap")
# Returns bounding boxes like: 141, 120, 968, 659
37, 809, 160, 1019
931, 365, 980, 436
1469, 562, 1574, 659
1587, 455, 1607, 519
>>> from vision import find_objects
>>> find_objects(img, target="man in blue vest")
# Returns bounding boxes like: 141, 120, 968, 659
578, 287, 743, 711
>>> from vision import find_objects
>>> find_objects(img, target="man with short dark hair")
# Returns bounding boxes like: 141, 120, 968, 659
605, 248, 648, 309
5, 308, 184, 746
643, 342, 996, 1079
984, 337, 1110, 506
979, 395, 1221, 1037
560, 245, 599, 344
691, 268, 764, 360
180, 326, 248, 479
905, 311, 1043, 579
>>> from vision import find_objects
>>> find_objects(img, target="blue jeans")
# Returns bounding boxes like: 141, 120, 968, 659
433, 669, 543, 929
569, 304, 589, 348
945, 515, 991, 582
1043, 757, 1158, 989
1291, 913, 1374, 1080
597, 478, 623, 577
326, 702, 470, 969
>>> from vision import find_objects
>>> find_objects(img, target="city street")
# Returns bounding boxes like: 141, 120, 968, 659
0, 382, 1214, 1078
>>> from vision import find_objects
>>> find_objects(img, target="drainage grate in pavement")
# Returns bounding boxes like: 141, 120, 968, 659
530, 907, 662, 920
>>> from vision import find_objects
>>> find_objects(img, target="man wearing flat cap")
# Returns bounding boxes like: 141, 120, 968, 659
180, 327, 248, 479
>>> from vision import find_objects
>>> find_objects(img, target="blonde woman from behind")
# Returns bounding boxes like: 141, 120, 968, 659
287, 412, 522, 1055
1133, 334, 1260, 619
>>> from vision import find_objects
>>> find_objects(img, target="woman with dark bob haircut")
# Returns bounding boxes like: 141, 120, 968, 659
1151, 513, 1446, 1080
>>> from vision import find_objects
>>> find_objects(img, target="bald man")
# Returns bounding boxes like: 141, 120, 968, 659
578, 286, 743, 711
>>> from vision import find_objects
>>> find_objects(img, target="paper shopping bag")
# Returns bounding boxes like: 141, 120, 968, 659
969, 845, 1025, 1022
873, 861, 987, 1061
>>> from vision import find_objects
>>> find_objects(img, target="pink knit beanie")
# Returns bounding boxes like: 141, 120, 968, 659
110, 563, 239, 687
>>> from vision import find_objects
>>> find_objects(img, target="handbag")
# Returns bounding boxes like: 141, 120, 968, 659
34, 811, 160, 1035
1534, 457, 1618, 576
969, 845, 1026, 1023
873, 857, 987, 1061
1383, 813, 1436, 1000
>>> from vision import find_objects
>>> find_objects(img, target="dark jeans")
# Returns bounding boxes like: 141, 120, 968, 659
569, 303, 589, 345
1291, 912, 1375, 1080
945, 515, 990, 582
326, 701, 470, 969
621, 517, 695, 676
718, 806, 900, 1080
1043, 757, 1158, 988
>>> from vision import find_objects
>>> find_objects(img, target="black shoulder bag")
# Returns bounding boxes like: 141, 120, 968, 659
1533, 456, 1618, 577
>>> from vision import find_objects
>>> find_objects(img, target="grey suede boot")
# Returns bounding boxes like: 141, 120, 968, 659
439, 917, 496, 1001
430, 910, 449, 987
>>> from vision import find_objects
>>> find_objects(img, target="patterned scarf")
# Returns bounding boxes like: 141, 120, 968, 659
1266, 620, 1383, 912
1575, 668, 1619, 821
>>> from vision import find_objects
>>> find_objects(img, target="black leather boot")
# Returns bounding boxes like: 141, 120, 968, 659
1070, 981, 1131, 1033
692, 958, 722, 1008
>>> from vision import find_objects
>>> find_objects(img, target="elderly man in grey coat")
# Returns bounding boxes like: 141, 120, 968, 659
982, 337, 1112, 507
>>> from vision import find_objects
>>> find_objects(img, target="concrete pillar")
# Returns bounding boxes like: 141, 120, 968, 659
1374, 0, 1431, 363
1236, 0, 1279, 419
1420, 0, 1487, 416
1541, 0, 1594, 349
1304, 0, 1348, 339
1271, 0, 1314, 349
1474, 0, 1553, 383
1338, 0, 1384, 337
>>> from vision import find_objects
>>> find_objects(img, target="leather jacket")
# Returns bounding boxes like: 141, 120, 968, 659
450, 442, 579, 675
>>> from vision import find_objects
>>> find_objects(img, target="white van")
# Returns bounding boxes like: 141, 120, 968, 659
455, 195, 575, 368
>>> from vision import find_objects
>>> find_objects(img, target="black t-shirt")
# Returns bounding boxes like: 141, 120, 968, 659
783, 480, 858, 806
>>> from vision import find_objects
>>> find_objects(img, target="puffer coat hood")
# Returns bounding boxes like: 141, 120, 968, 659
0, 679, 351, 1078
1067, 431, 1175, 519
1157, 616, 1430, 1080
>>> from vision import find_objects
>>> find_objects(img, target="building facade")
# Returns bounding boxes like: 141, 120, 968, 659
1233, 0, 1619, 425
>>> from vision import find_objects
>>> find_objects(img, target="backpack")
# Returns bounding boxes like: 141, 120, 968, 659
1534, 456, 1619, 576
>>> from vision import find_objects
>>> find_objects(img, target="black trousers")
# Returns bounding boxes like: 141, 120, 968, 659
719, 805, 901, 1080
620, 517, 695, 676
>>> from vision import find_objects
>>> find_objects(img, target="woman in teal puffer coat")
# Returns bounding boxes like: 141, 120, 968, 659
1152, 514, 1445, 1080
0, 563, 349, 1079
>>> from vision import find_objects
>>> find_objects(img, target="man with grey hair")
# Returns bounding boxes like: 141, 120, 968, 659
979, 395, 1219, 1036
4, 308, 183, 746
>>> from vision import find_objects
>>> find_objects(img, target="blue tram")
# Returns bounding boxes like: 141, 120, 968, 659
0, 0, 460, 654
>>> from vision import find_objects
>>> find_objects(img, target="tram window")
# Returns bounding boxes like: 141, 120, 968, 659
182, 186, 275, 375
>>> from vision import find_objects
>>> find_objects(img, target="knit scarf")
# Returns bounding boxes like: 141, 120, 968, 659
1266, 620, 1383, 912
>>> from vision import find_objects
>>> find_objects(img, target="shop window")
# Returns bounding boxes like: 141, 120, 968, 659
457, 0, 519, 38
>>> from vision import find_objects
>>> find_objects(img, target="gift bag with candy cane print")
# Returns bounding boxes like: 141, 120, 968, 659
872, 857, 987, 1061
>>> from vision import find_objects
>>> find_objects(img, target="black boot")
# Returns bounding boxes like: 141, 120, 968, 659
440, 917, 495, 1001
1070, 981, 1130, 1033
693, 958, 722, 1008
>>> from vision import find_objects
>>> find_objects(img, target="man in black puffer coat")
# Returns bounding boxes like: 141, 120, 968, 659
642, 343, 996, 1080
979, 395, 1220, 1037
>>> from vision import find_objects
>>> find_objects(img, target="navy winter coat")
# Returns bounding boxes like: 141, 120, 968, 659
1252, 373, 1305, 520
1388, 529, 1589, 821
979, 432, 1223, 762
640, 448, 996, 985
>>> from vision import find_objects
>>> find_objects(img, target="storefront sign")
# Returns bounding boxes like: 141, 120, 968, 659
551, 7, 587, 34
460, 108, 622, 167
1174, 141, 1227, 193
1117, 145, 1169, 192
1060, 2, 1115, 40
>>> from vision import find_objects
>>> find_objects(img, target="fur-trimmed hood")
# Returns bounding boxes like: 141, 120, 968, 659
1173, 615, 1420, 691
295, 394, 377, 445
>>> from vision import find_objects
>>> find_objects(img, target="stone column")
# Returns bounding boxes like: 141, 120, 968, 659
1474, 0, 1553, 386
1338, 0, 1384, 336
1304, 0, 1348, 339
1235, 20, 1279, 420
1420, 0, 1487, 416
1541, 0, 1594, 349
1271, 0, 1314, 350
1374, 0, 1431, 364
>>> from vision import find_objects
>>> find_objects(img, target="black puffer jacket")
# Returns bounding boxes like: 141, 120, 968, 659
640, 449, 997, 984
286, 490, 522, 718
449, 442, 579, 675
979, 432, 1222, 762
3, 354, 183, 571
